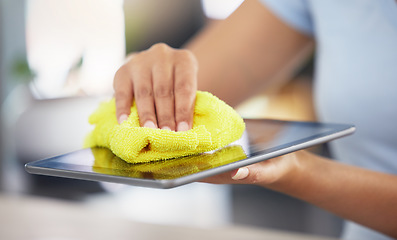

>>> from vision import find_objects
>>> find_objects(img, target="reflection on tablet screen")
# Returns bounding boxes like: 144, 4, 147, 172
25, 119, 354, 188
92, 146, 247, 180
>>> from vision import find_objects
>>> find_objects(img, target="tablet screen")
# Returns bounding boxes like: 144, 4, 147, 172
25, 119, 355, 188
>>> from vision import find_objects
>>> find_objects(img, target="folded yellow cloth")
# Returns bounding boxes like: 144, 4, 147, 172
85, 91, 245, 163
92, 146, 247, 179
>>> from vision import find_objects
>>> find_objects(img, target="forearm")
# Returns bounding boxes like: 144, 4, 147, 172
266, 150, 397, 238
186, 0, 313, 107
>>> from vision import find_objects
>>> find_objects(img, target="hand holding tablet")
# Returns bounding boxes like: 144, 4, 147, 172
25, 119, 355, 188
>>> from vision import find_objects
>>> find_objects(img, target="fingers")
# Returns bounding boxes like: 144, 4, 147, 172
152, 51, 175, 130
114, 67, 133, 124
231, 167, 250, 180
113, 43, 197, 130
201, 161, 275, 185
201, 154, 296, 186
230, 162, 277, 185
132, 64, 157, 128
200, 168, 252, 185
174, 50, 198, 131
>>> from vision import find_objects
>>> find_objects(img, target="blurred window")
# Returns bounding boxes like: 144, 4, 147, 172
25, 0, 125, 98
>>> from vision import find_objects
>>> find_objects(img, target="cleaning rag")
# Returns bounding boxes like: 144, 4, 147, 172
84, 91, 245, 163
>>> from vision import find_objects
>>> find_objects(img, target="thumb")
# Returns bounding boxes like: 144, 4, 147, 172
231, 167, 250, 180
230, 160, 280, 185
231, 166, 262, 184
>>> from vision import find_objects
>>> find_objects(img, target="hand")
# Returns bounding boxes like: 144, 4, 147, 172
202, 150, 305, 188
113, 43, 198, 131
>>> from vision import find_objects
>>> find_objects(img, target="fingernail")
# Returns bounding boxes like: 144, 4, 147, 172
162, 126, 171, 131
118, 114, 128, 124
144, 121, 156, 129
232, 167, 249, 180
177, 121, 189, 132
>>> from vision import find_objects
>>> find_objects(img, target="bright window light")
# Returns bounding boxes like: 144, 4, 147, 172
26, 0, 125, 98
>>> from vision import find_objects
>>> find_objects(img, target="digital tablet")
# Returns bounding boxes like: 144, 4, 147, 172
25, 119, 355, 189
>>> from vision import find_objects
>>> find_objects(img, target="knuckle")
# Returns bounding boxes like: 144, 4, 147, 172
128, 56, 140, 66
128, 52, 147, 67
175, 64, 194, 77
128, 56, 147, 69
175, 81, 194, 95
177, 49, 195, 59
154, 85, 173, 99
176, 49, 198, 67
247, 171, 261, 184
150, 43, 171, 53
135, 87, 153, 99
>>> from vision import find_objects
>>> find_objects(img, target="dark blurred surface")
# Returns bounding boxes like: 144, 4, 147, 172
232, 185, 343, 237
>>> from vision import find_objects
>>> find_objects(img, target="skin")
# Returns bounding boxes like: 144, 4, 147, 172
203, 150, 397, 238
113, 0, 397, 237
114, 45, 197, 131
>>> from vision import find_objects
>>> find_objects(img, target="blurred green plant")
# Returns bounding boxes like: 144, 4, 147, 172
11, 56, 35, 84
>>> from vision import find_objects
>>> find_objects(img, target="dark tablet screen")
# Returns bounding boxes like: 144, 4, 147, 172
25, 119, 355, 188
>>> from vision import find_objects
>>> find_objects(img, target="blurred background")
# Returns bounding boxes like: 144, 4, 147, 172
0, 0, 342, 239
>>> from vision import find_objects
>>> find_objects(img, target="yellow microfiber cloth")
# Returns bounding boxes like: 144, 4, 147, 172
84, 91, 245, 163
91, 146, 247, 179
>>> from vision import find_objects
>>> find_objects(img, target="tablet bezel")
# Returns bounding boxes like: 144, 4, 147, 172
25, 119, 355, 189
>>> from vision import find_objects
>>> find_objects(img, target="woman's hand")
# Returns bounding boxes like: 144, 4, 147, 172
113, 43, 198, 131
202, 150, 306, 189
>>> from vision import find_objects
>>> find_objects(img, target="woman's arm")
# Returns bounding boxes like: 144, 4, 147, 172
190, 1, 397, 236
204, 150, 397, 238
113, 0, 313, 129
187, 0, 314, 107
284, 151, 397, 238
113, 0, 397, 236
